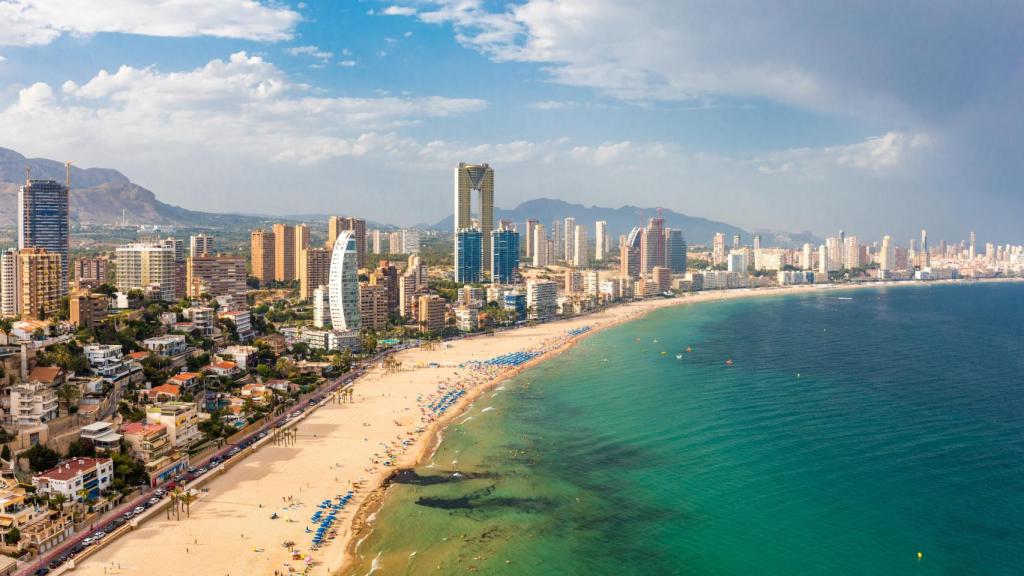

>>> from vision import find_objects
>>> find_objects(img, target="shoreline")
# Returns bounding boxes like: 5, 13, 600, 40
334, 276, 1023, 575
65, 278, 1020, 576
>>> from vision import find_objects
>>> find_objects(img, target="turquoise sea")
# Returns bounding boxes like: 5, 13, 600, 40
346, 283, 1024, 575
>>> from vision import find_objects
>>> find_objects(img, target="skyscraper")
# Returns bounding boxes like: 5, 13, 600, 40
330, 217, 367, 268
455, 229, 483, 283
298, 247, 332, 300
491, 229, 520, 284
664, 228, 687, 273
532, 224, 549, 267
328, 230, 360, 331
621, 227, 642, 279
250, 229, 275, 285
595, 221, 608, 261
712, 232, 726, 266
969, 231, 976, 259
573, 224, 588, 267
525, 219, 539, 259
1, 249, 20, 317
454, 163, 494, 273
19, 179, 70, 294
272, 223, 297, 282
563, 217, 576, 262
880, 235, 894, 271
818, 245, 829, 276
920, 229, 930, 268
640, 217, 665, 274
187, 255, 247, 303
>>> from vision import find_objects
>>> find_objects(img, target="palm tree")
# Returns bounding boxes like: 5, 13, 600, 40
57, 383, 82, 416
50, 492, 67, 512
178, 490, 197, 518
169, 487, 184, 521
0, 318, 12, 344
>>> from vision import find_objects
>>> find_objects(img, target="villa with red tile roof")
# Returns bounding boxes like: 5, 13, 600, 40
140, 384, 181, 402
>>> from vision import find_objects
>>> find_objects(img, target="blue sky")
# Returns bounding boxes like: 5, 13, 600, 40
0, 0, 1020, 244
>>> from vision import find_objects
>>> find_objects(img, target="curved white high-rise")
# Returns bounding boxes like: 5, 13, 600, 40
328, 230, 360, 331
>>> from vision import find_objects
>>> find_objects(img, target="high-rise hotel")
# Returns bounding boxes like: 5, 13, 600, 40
19, 179, 70, 294
453, 163, 494, 278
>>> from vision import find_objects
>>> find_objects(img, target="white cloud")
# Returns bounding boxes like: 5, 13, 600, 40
0, 0, 300, 46
286, 45, 333, 63
754, 131, 932, 177
0, 52, 488, 165
338, 60, 357, 67
383, 6, 417, 16
0, 55, 6, 62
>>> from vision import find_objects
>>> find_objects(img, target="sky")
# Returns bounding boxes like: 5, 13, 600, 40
0, 0, 1021, 244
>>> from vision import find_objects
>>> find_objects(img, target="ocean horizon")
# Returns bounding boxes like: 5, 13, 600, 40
346, 282, 1024, 575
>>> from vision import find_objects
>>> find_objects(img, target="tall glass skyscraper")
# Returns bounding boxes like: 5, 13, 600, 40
491, 229, 520, 284
328, 230, 360, 331
19, 179, 69, 294
454, 163, 494, 273
455, 229, 482, 283
665, 228, 688, 273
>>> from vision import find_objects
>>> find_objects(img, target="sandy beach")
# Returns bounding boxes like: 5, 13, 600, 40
66, 280, 1014, 576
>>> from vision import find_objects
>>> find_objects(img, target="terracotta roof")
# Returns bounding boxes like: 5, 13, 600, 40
168, 372, 201, 382
28, 366, 63, 384
144, 384, 180, 398
121, 422, 166, 435
127, 351, 150, 360
35, 458, 112, 482
211, 361, 237, 370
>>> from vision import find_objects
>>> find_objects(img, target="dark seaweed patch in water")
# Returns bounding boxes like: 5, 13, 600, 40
416, 484, 555, 513
392, 469, 496, 485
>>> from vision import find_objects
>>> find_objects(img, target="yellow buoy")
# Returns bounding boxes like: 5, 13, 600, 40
917, 552, 923, 560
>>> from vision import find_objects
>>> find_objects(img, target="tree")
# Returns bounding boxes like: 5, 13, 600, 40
5, 527, 19, 544
24, 444, 60, 472
179, 489, 197, 518
50, 492, 67, 511
66, 439, 96, 458
57, 383, 83, 415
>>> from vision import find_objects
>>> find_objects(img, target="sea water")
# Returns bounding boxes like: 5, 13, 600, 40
345, 283, 1024, 575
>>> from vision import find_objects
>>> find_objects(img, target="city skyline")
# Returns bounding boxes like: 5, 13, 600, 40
0, 2, 1021, 242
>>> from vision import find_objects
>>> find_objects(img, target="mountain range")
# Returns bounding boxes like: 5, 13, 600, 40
0, 147, 819, 246
0, 147, 262, 228
429, 198, 820, 247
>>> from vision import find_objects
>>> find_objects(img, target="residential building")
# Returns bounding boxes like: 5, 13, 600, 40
19, 179, 70, 294
32, 458, 113, 502
532, 223, 549, 267
595, 221, 608, 261
329, 217, 367, 268
0, 249, 20, 317
563, 217, 576, 262
527, 280, 558, 322
18, 248, 62, 320
73, 256, 109, 288
83, 344, 132, 381
79, 422, 121, 453
120, 421, 185, 486
116, 243, 177, 302
359, 283, 389, 331
189, 234, 215, 258
143, 334, 188, 357
525, 219, 539, 259
573, 225, 589, 267
727, 251, 748, 273
653, 267, 672, 292
491, 228, 520, 283
454, 306, 479, 332
298, 247, 331, 301
454, 163, 495, 274
161, 237, 187, 300
187, 255, 247, 303
272, 223, 298, 282
69, 290, 108, 328
313, 285, 331, 328
250, 229, 275, 285
880, 235, 895, 271
219, 309, 254, 342
455, 229, 483, 283
417, 294, 446, 333
328, 230, 361, 331
146, 402, 201, 449
712, 232, 727, 266
8, 381, 59, 425
218, 345, 258, 370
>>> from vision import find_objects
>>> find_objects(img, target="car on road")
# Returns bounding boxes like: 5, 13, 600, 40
148, 497, 160, 505
155, 488, 166, 496
82, 537, 94, 546
134, 506, 145, 514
